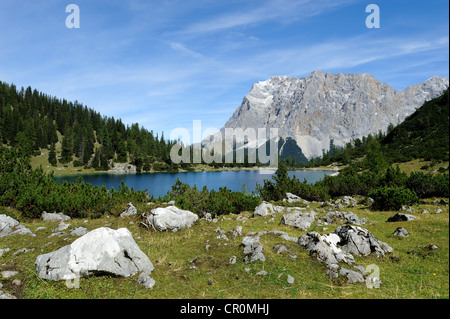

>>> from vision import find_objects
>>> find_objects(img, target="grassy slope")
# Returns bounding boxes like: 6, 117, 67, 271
1, 199, 448, 299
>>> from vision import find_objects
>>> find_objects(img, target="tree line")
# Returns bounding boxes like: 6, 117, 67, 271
0, 81, 177, 171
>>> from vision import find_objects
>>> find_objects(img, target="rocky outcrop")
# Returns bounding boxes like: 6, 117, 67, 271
141, 206, 198, 232
333, 225, 393, 257
213, 71, 449, 160
298, 232, 355, 266
35, 227, 154, 281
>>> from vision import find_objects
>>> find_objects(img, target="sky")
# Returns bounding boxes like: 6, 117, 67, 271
0, 0, 448, 142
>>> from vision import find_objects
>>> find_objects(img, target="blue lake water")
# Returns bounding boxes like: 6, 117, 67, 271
54, 170, 332, 198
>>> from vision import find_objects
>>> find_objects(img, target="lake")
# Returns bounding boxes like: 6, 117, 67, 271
54, 169, 333, 198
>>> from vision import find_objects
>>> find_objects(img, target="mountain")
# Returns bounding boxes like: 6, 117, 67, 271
215, 71, 449, 162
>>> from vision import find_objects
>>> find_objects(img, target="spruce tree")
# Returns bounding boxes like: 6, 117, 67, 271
48, 143, 57, 166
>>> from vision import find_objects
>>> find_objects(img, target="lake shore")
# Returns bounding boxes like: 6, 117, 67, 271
43, 163, 341, 177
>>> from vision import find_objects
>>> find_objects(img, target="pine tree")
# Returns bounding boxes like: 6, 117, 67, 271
48, 143, 57, 166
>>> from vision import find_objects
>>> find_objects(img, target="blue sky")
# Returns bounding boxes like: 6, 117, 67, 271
0, 0, 448, 141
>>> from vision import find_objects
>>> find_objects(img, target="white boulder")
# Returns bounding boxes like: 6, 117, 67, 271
142, 206, 198, 232
35, 227, 154, 281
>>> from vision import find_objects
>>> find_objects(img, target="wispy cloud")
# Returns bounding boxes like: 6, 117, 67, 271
178, 0, 357, 36
169, 42, 204, 58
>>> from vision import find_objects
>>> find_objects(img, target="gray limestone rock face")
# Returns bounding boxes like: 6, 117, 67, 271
210, 71, 449, 159
333, 225, 393, 257
35, 227, 154, 281
141, 206, 198, 232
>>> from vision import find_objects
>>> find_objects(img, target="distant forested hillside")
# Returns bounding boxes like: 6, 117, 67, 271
0, 81, 177, 171
381, 89, 449, 162
308, 89, 449, 168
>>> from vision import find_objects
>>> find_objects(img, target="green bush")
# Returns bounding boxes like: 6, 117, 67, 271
368, 186, 419, 211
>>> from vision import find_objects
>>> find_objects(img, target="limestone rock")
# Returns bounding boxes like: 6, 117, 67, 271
142, 206, 198, 232
120, 202, 138, 218
387, 213, 416, 222
253, 201, 274, 217
393, 227, 410, 237
213, 71, 449, 160
324, 211, 367, 225
0, 214, 35, 238
281, 210, 316, 231
137, 272, 156, 289
339, 267, 365, 284
41, 212, 71, 222
35, 227, 154, 281
298, 232, 354, 265
241, 236, 265, 263
334, 225, 393, 257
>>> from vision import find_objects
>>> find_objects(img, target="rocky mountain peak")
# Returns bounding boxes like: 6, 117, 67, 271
221, 71, 449, 160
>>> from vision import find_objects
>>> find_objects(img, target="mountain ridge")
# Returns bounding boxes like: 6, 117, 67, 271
218, 70, 449, 160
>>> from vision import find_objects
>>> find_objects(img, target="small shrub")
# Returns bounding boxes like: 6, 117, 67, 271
368, 186, 419, 211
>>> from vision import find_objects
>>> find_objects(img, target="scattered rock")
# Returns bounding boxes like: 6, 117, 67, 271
298, 232, 354, 266
13, 248, 35, 255
393, 227, 410, 237
120, 202, 138, 218
387, 213, 416, 222
284, 193, 303, 204
427, 244, 438, 250
421, 209, 429, 214
227, 226, 242, 239
281, 210, 317, 231
52, 221, 70, 232
41, 212, 71, 222
254, 202, 274, 217
339, 267, 365, 284
334, 225, 393, 257
273, 244, 289, 254
334, 196, 358, 207
326, 263, 340, 279
287, 274, 295, 284
0, 290, 16, 299
69, 227, 88, 236
324, 211, 367, 226
35, 227, 154, 281
141, 206, 198, 232
0, 248, 10, 257
137, 272, 156, 289
229, 256, 237, 264
47, 232, 67, 238
0, 214, 35, 237
434, 208, 443, 214
1, 270, 19, 279
256, 270, 268, 276
241, 236, 265, 263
